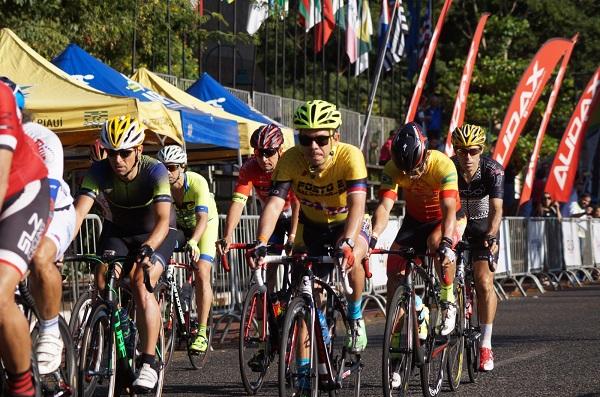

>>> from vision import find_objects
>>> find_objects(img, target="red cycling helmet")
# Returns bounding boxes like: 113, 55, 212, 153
250, 124, 284, 150
89, 138, 107, 162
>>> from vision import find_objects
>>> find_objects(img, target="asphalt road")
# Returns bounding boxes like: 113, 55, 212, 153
160, 283, 600, 397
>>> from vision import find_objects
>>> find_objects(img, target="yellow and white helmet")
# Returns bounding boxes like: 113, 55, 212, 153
452, 123, 486, 148
100, 115, 145, 150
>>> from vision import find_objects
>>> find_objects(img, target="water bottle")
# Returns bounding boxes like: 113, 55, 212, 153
316, 308, 331, 345
415, 296, 429, 341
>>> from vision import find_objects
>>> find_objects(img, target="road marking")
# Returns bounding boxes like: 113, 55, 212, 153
494, 347, 550, 368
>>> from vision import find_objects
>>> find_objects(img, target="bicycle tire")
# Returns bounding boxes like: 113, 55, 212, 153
30, 316, 77, 396
239, 283, 272, 394
466, 286, 481, 383
78, 303, 117, 397
446, 283, 465, 391
382, 286, 413, 397
157, 282, 176, 370
69, 290, 95, 352
278, 296, 318, 397
187, 281, 213, 370
419, 291, 447, 397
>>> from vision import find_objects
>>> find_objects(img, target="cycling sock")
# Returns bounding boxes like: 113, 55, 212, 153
39, 315, 60, 337
481, 323, 493, 348
296, 358, 310, 370
439, 284, 455, 304
141, 353, 155, 366
7, 368, 34, 397
198, 324, 207, 338
347, 299, 362, 320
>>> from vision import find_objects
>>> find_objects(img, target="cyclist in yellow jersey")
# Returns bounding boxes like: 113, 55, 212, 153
251, 100, 370, 361
371, 122, 466, 337
157, 145, 219, 354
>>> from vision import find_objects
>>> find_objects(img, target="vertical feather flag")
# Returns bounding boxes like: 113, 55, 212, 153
299, 0, 322, 31
354, 0, 373, 76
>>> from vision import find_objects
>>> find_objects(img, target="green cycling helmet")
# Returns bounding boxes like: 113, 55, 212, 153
293, 100, 342, 130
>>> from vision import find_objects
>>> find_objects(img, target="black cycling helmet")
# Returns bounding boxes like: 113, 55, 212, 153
391, 122, 428, 173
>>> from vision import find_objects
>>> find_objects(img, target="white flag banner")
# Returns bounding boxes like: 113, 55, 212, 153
496, 219, 511, 276
247, 0, 269, 35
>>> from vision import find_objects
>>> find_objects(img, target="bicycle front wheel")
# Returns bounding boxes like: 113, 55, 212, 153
446, 283, 465, 391
157, 282, 176, 370
465, 286, 481, 383
239, 284, 272, 394
382, 286, 413, 397
279, 296, 318, 397
419, 300, 447, 397
187, 282, 213, 370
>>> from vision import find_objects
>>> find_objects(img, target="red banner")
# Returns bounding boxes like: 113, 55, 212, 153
444, 13, 490, 156
404, 0, 452, 123
492, 38, 572, 168
544, 66, 600, 202
519, 35, 577, 206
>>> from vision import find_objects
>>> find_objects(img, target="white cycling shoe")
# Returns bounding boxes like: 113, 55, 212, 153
133, 363, 158, 391
441, 303, 457, 336
35, 333, 64, 375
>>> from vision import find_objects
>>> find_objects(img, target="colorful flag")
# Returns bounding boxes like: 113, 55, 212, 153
275, 0, 289, 18
520, 35, 576, 206
334, 0, 346, 29
379, 0, 408, 71
314, 0, 335, 53
246, 0, 269, 34
346, 0, 359, 63
492, 38, 574, 168
354, 0, 373, 76
545, 66, 600, 202
444, 13, 490, 156
417, 0, 432, 68
299, 0, 322, 32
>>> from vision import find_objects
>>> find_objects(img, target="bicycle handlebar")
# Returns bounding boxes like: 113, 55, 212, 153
219, 243, 285, 272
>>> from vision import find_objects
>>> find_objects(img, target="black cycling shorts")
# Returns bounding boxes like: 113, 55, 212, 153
463, 218, 499, 264
0, 179, 50, 276
99, 222, 179, 275
394, 215, 441, 255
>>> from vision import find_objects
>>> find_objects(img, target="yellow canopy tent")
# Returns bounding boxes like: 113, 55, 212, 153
0, 28, 183, 147
130, 67, 295, 155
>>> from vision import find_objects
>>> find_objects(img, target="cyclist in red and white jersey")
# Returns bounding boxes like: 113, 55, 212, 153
0, 79, 50, 397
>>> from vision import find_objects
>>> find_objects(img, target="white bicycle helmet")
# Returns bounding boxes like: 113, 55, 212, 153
157, 145, 187, 165
100, 115, 145, 150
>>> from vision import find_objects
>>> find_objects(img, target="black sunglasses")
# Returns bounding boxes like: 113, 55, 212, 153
166, 164, 180, 172
107, 149, 134, 159
255, 148, 278, 158
456, 147, 482, 156
298, 134, 331, 147
543, 196, 552, 200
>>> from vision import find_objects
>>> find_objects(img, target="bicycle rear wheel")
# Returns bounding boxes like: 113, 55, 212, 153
239, 284, 272, 394
78, 303, 116, 397
279, 296, 318, 397
419, 299, 447, 397
69, 290, 96, 352
446, 283, 465, 391
157, 282, 176, 370
382, 286, 413, 397
465, 286, 481, 383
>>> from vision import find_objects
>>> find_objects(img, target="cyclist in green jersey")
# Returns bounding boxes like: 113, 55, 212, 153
157, 145, 219, 354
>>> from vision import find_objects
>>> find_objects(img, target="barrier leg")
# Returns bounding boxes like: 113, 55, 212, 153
517, 274, 545, 294
500, 276, 527, 297
361, 292, 386, 316
493, 281, 509, 300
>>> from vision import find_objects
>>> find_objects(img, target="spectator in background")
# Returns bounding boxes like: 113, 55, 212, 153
379, 130, 394, 166
425, 94, 443, 150
569, 193, 592, 218
593, 206, 600, 218
535, 192, 562, 219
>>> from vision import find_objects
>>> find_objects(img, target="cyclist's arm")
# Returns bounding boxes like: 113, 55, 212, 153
486, 198, 503, 236
343, 190, 366, 242
440, 196, 457, 244
223, 196, 246, 241
73, 195, 95, 238
0, 148, 13, 209
256, 195, 286, 244
143, 201, 171, 250
372, 194, 395, 238
289, 194, 300, 238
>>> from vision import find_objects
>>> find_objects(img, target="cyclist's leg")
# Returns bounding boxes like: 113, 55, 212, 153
0, 179, 49, 395
30, 204, 75, 374
190, 217, 218, 352
266, 216, 288, 293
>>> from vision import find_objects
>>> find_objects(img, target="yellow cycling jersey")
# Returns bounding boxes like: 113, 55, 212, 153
380, 150, 460, 223
270, 142, 367, 225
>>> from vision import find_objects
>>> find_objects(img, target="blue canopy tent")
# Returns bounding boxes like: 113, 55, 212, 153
187, 73, 276, 125
53, 44, 240, 152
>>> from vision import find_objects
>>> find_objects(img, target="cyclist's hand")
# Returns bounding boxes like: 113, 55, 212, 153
436, 238, 456, 265
335, 240, 355, 271
284, 237, 294, 256
484, 234, 498, 255
136, 244, 155, 269
216, 236, 232, 256
248, 241, 268, 270
186, 239, 201, 262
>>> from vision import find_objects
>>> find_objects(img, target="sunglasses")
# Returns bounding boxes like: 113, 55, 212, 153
166, 164, 180, 172
107, 149, 134, 159
298, 134, 331, 147
543, 196, 552, 200
456, 147, 482, 156
255, 148, 278, 158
